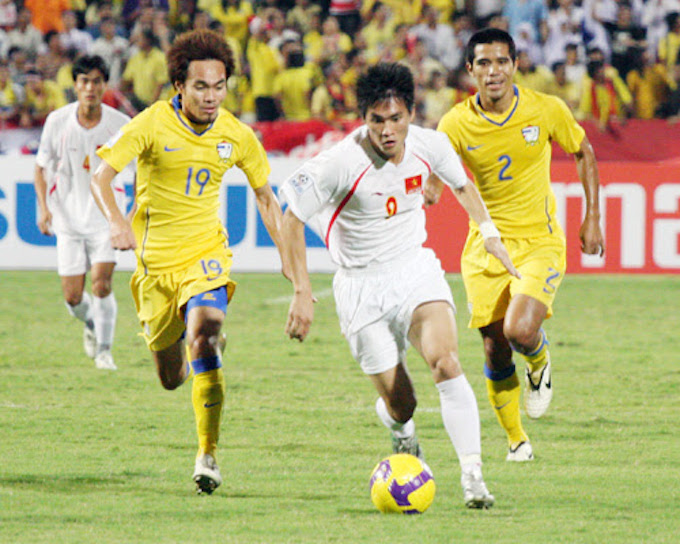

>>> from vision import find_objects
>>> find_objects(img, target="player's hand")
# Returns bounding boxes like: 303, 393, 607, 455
484, 237, 521, 279
423, 174, 445, 208
110, 218, 137, 250
37, 209, 53, 236
286, 291, 315, 342
579, 215, 605, 256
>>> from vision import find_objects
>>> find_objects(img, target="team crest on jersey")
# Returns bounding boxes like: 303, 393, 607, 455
404, 175, 422, 194
521, 125, 540, 146
217, 141, 233, 161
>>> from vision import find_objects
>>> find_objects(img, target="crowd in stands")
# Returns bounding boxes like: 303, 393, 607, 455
2, 0, 680, 133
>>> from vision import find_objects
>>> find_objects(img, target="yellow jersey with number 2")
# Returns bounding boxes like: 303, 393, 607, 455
437, 85, 585, 239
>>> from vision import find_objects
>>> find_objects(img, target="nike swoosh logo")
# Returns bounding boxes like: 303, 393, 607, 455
164, 145, 182, 152
467, 144, 483, 151
494, 400, 511, 410
204, 402, 220, 408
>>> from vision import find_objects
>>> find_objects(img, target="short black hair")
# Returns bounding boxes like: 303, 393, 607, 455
72, 54, 110, 81
356, 62, 414, 117
587, 59, 604, 79
465, 27, 516, 65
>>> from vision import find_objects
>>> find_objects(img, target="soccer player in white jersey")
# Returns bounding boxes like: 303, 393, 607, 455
34, 55, 133, 371
280, 62, 520, 509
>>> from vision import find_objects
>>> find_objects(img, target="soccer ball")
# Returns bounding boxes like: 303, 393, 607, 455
369, 453, 436, 514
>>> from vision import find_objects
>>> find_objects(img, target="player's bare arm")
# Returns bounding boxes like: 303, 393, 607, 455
573, 135, 605, 256
253, 183, 290, 279
452, 180, 521, 279
423, 174, 445, 208
281, 208, 314, 342
33, 164, 53, 236
91, 160, 136, 250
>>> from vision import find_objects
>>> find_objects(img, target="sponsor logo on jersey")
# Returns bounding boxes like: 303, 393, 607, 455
217, 141, 233, 161
522, 125, 540, 145
404, 175, 422, 195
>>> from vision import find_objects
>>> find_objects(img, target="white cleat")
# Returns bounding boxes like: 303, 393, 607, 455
524, 360, 553, 419
506, 441, 534, 462
94, 350, 117, 370
193, 453, 222, 495
391, 433, 424, 460
83, 326, 97, 359
461, 466, 495, 509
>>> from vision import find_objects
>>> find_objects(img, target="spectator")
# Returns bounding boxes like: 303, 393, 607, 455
0, 58, 24, 126
7, 46, 32, 86
319, 15, 353, 65
264, 7, 300, 52
210, 0, 253, 50
422, 69, 456, 129
544, 60, 582, 110
286, 0, 319, 36
91, 17, 130, 87
402, 35, 447, 91
272, 40, 315, 121
603, 2, 647, 80
465, 0, 504, 29
359, 2, 396, 64
61, 10, 94, 55
310, 61, 356, 124
503, 0, 548, 44
302, 7, 323, 63
37, 31, 68, 81
658, 12, 680, 86
329, 0, 361, 37
626, 48, 670, 118
642, 0, 680, 59
564, 42, 588, 90
19, 69, 67, 127
5, 8, 44, 57
656, 58, 680, 120
120, 28, 168, 111
410, 5, 461, 71
513, 49, 554, 94
515, 21, 545, 66
24, 0, 71, 35
578, 59, 633, 130
0, 0, 17, 30
246, 15, 282, 121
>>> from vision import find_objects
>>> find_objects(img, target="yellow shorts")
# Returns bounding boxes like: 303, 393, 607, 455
461, 232, 566, 329
130, 251, 236, 351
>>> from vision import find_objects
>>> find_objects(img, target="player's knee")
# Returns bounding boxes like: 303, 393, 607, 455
187, 325, 222, 359
91, 278, 112, 298
430, 352, 462, 381
64, 292, 83, 307
159, 374, 182, 391
503, 322, 537, 355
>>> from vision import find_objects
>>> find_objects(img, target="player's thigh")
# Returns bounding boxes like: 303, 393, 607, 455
509, 236, 566, 319
347, 318, 406, 376
60, 274, 87, 305
408, 301, 460, 365
90, 262, 116, 297
461, 233, 512, 329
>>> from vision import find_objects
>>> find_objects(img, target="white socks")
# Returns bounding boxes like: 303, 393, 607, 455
65, 291, 94, 328
375, 396, 416, 438
92, 293, 117, 352
436, 375, 482, 467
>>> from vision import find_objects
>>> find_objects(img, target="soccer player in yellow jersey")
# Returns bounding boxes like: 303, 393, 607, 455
91, 29, 287, 494
436, 28, 605, 461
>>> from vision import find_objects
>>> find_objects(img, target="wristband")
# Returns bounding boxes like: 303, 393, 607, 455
478, 220, 500, 240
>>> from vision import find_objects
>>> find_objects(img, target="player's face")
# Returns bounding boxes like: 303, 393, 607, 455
364, 97, 414, 163
177, 59, 227, 126
74, 69, 106, 108
467, 42, 517, 105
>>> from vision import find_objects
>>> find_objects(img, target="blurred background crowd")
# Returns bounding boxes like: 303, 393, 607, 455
1, 0, 680, 133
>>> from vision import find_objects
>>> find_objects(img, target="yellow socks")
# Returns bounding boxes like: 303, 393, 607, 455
485, 364, 528, 448
524, 328, 550, 378
190, 356, 225, 458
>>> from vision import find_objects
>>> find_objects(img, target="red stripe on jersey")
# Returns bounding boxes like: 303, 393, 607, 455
413, 153, 432, 175
325, 163, 372, 248
48, 184, 57, 196
114, 186, 125, 193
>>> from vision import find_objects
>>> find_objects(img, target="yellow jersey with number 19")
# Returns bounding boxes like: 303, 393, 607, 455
97, 96, 270, 275
437, 85, 585, 239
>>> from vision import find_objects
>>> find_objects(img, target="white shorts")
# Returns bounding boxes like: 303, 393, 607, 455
333, 247, 455, 375
56, 229, 116, 276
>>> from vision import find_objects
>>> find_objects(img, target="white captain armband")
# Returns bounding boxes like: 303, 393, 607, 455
478, 220, 500, 240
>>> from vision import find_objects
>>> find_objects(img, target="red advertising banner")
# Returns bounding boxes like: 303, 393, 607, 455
425, 160, 680, 274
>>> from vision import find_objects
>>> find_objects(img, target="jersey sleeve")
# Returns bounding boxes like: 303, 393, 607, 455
234, 123, 271, 190
35, 111, 58, 169
279, 150, 344, 223
428, 130, 469, 190
547, 95, 585, 154
436, 108, 464, 156
97, 107, 153, 172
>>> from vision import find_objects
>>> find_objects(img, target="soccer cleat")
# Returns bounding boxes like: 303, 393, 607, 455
94, 350, 117, 370
461, 466, 495, 509
83, 325, 97, 359
391, 433, 424, 460
506, 441, 534, 462
524, 360, 553, 419
193, 453, 222, 495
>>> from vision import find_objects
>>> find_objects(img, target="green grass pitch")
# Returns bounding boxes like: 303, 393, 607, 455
0, 271, 678, 543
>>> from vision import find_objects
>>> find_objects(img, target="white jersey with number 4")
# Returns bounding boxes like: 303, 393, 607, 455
36, 102, 133, 236
280, 124, 469, 269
